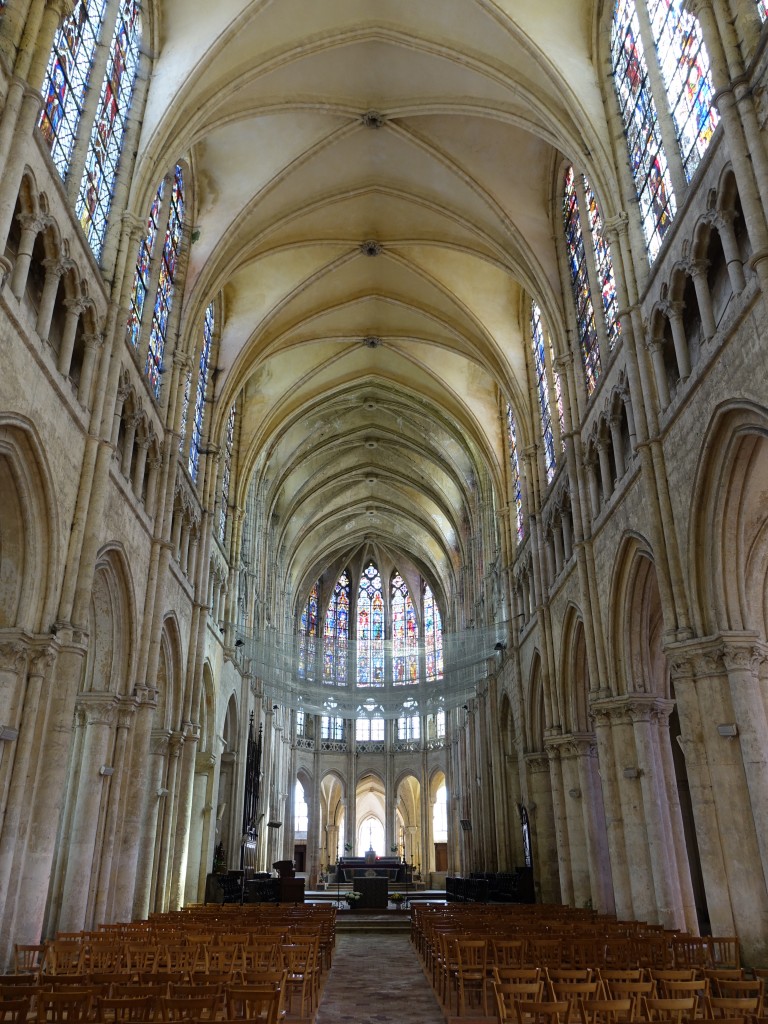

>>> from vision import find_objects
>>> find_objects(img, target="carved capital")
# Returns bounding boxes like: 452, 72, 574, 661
150, 729, 171, 756
525, 753, 550, 774
0, 642, 28, 675
602, 212, 629, 245
76, 694, 119, 727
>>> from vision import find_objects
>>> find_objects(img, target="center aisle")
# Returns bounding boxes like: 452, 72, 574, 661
315, 928, 444, 1024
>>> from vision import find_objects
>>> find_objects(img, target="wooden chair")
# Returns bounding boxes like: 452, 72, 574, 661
706, 996, 761, 1019
14, 944, 45, 977
578, 997, 634, 1024
224, 986, 283, 1024
642, 995, 697, 1023
95, 995, 159, 1022
242, 943, 281, 974
453, 937, 488, 1017
494, 984, 544, 1024
604, 981, 655, 1018
491, 938, 526, 970
158, 994, 220, 1021
37, 990, 92, 1022
516, 999, 572, 1024
44, 943, 84, 977
280, 940, 318, 1018
0, 998, 30, 1023
550, 981, 602, 1008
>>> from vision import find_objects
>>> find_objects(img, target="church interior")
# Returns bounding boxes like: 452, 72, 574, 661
2, 0, 768, 983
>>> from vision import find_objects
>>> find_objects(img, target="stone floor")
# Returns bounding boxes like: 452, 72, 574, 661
315, 928, 445, 1024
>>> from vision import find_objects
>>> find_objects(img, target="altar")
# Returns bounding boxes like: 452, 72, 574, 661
337, 856, 409, 883
353, 876, 388, 908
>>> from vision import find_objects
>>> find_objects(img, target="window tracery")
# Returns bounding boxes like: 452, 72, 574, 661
391, 572, 418, 684
127, 178, 163, 350
423, 582, 443, 681
219, 400, 235, 544
189, 302, 214, 482
531, 301, 557, 481
357, 563, 384, 686
299, 583, 319, 682
146, 165, 184, 398
39, 1, 141, 260
506, 404, 524, 543
324, 570, 350, 685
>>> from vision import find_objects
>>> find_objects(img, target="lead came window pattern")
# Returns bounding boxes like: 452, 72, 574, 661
506, 404, 524, 543
146, 165, 184, 397
299, 583, 319, 682
531, 301, 557, 481
563, 166, 601, 396
391, 572, 418, 684
39, 0, 108, 179
189, 302, 214, 482
127, 179, 164, 349
647, 0, 719, 182
759, 1, 768, 21
583, 174, 621, 352
612, 0, 676, 260
357, 563, 384, 686
75, 1, 141, 259
219, 401, 235, 543
424, 582, 443, 681
324, 570, 350, 685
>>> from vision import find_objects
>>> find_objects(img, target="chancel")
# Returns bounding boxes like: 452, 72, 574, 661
2, 0, 768, 977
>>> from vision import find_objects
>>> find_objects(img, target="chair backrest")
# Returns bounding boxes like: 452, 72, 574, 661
95, 996, 158, 1022
642, 995, 697, 1023
0, 997, 30, 1023
14, 945, 45, 977
37, 990, 92, 1022
707, 995, 762, 1017
516, 999, 572, 1024
577, 997, 634, 1024
225, 986, 282, 1024
159, 994, 220, 1021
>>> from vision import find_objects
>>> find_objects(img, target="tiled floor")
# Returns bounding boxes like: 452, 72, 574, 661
316, 930, 445, 1024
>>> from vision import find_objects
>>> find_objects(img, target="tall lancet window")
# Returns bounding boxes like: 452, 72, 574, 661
357, 563, 384, 686
563, 166, 621, 396
146, 165, 184, 398
647, 0, 719, 182
612, 0, 676, 259
391, 572, 418, 684
188, 302, 214, 482
76, 2, 141, 258
423, 582, 443, 682
506, 404, 524, 543
323, 570, 350, 685
759, 1, 768, 21
531, 301, 557, 482
127, 179, 164, 349
39, 1, 141, 259
298, 583, 319, 682
219, 401, 235, 543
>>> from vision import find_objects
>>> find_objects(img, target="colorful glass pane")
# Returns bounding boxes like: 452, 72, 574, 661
357, 563, 384, 686
127, 179, 164, 348
583, 173, 621, 351
189, 302, 214, 482
146, 165, 184, 398
424, 582, 443, 682
39, 0, 108, 179
219, 401, 235, 543
298, 583, 319, 682
324, 570, 350, 685
391, 573, 419, 684
76, 1, 141, 259
531, 302, 557, 481
548, 333, 566, 449
760, 1, 768, 21
612, 0, 676, 260
648, 0, 719, 182
178, 368, 191, 456
506, 404, 524, 543
563, 167, 601, 396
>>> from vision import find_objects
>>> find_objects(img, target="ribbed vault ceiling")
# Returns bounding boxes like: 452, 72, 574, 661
136, 0, 612, 610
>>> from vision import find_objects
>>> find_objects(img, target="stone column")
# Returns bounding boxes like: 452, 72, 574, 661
56, 298, 86, 376
58, 695, 118, 933
132, 729, 170, 919
525, 753, 560, 904
662, 301, 691, 381
36, 258, 72, 343
596, 440, 612, 502
687, 259, 717, 340
712, 210, 746, 293
154, 731, 184, 913
590, 703, 633, 920
647, 340, 671, 410
78, 332, 103, 408
9, 214, 47, 300
559, 739, 592, 908
574, 736, 615, 914
184, 750, 216, 906
609, 413, 626, 481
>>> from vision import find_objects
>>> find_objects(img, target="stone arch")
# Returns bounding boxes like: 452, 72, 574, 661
689, 402, 768, 637
82, 546, 135, 696
526, 651, 546, 751
0, 418, 58, 632
609, 533, 663, 696
560, 604, 590, 733
155, 615, 184, 730
499, 689, 524, 868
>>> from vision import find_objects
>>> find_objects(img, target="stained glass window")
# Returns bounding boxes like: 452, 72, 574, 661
357, 563, 384, 686
647, 0, 719, 182
146, 165, 184, 398
324, 570, 350, 685
563, 167, 601, 396
548, 333, 566, 447
189, 302, 214, 481
391, 572, 418, 684
39, 1, 108, 179
219, 401, 235, 543
299, 583, 319, 682
506, 404, 524, 543
612, 0, 677, 260
531, 301, 557, 482
424, 582, 443, 682
759, 1, 768, 21
583, 174, 621, 352
75, 1, 141, 259
178, 368, 191, 456
127, 178, 164, 348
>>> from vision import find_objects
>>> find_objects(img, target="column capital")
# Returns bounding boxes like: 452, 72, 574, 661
150, 729, 172, 756
524, 752, 550, 774
603, 211, 630, 245
0, 641, 28, 674
75, 693, 119, 727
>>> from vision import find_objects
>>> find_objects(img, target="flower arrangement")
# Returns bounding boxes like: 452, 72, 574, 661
344, 891, 362, 906
390, 892, 405, 905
